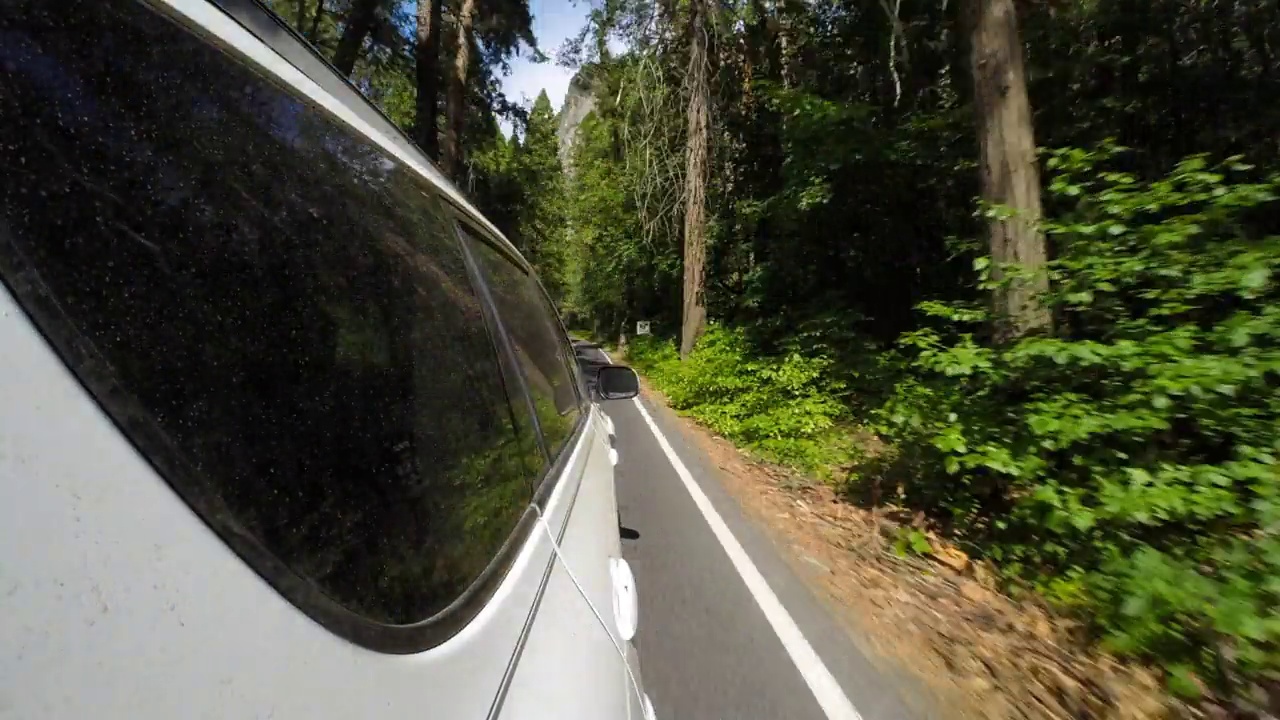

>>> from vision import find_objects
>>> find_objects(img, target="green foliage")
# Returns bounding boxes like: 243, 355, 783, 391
263, 0, 539, 228
563, 6, 1280, 702
265, 0, 1280, 704
514, 91, 570, 293
467, 91, 572, 301
562, 110, 638, 330
560, 83, 679, 338
893, 528, 934, 558
629, 327, 856, 473
873, 150, 1280, 698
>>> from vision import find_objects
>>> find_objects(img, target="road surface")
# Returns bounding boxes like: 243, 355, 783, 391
581, 346, 922, 720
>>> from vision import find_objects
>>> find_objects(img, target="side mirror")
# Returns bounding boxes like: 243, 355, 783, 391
596, 365, 640, 400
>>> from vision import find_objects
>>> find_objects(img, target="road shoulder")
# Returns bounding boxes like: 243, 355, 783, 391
629, 378, 1168, 720
624, 384, 927, 720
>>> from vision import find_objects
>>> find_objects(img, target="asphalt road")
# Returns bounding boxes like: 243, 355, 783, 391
581, 346, 921, 720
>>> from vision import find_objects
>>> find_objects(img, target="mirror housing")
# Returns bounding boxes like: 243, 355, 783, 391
596, 365, 640, 400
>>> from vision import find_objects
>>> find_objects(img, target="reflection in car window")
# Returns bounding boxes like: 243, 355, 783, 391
461, 230, 583, 459
0, 0, 541, 626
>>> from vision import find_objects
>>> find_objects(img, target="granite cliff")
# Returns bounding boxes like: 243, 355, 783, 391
555, 72, 596, 176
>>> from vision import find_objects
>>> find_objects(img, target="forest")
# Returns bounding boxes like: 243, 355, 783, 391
263, 0, 1279, 713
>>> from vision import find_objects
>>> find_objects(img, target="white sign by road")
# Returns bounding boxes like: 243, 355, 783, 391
636, 321, 651, 336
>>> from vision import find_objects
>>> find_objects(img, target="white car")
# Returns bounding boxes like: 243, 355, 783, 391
0, 0, 650, 717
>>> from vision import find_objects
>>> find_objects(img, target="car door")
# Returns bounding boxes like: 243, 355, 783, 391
457, 225, 647, 719
0, 1, 561, 717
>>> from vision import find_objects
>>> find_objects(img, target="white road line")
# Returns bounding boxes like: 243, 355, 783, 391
601, 350, 863, 720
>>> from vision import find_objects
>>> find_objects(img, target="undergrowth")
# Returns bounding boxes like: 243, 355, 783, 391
623, 146, 1280, 708
869, 146, 1280, 705
626, 327, 859, 476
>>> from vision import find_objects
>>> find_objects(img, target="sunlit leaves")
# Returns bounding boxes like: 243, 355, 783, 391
876, 148, 1280, 695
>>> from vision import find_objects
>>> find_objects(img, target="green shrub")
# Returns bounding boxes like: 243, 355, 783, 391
627, 326, 854, 472
874, 146, 1280, 700
624, 333, 680, 377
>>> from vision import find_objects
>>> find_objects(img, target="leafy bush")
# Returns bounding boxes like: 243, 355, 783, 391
873, 146, 1280, 701
627, 327, 854, 472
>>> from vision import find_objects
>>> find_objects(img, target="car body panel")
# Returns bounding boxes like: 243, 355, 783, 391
0, 0, 645, 716
500, 410, 644, 719
0, 280, 576, 718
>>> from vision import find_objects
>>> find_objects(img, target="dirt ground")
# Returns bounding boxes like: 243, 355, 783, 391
634, 377, 1186, 720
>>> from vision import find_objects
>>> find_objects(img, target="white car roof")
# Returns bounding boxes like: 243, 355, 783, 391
194, 0, 528, 267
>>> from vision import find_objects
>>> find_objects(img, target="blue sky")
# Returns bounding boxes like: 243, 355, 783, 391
501, 0, 589, 126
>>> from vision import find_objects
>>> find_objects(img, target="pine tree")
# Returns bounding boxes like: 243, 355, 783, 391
517, 91, 569, 297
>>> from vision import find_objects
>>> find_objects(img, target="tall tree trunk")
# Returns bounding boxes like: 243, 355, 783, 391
947, 0, 970, 105
414, 0, 443, 159
306, 0, 326, 42
294, 0, 307, 28
444, 0, 478, 180
680, 0, 710, 359
332, 0, 379, 77
878, 0, 908, 107
965, 0, 1050, 341
777, 0, 802, 88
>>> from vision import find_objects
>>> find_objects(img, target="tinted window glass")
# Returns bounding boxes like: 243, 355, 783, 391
462, 230, 582, 457
0, 0, 541, 627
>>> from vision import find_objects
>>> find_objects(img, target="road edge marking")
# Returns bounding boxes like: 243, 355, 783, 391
603, 350, 863, 720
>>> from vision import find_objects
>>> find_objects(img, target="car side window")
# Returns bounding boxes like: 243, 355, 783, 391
460, 229, 584, 460
0, 0, 541, 635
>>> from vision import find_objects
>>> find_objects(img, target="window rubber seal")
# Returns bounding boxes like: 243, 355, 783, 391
451, 218, 592, 509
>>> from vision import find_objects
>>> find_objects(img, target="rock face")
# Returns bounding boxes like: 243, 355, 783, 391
556, 72, 596, 176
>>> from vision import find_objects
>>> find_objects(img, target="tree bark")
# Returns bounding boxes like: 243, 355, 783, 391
443, 0, 478, 181
331, 0, 380, 76
680, 0, 710, 359
294, 0, 307, 28
948, 0, 970, 105
878, 0, 908, 107
965, 0, 1050, 341
306, 0, 326, 42
777, 0, 802, 88
414, 0, 443, 159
